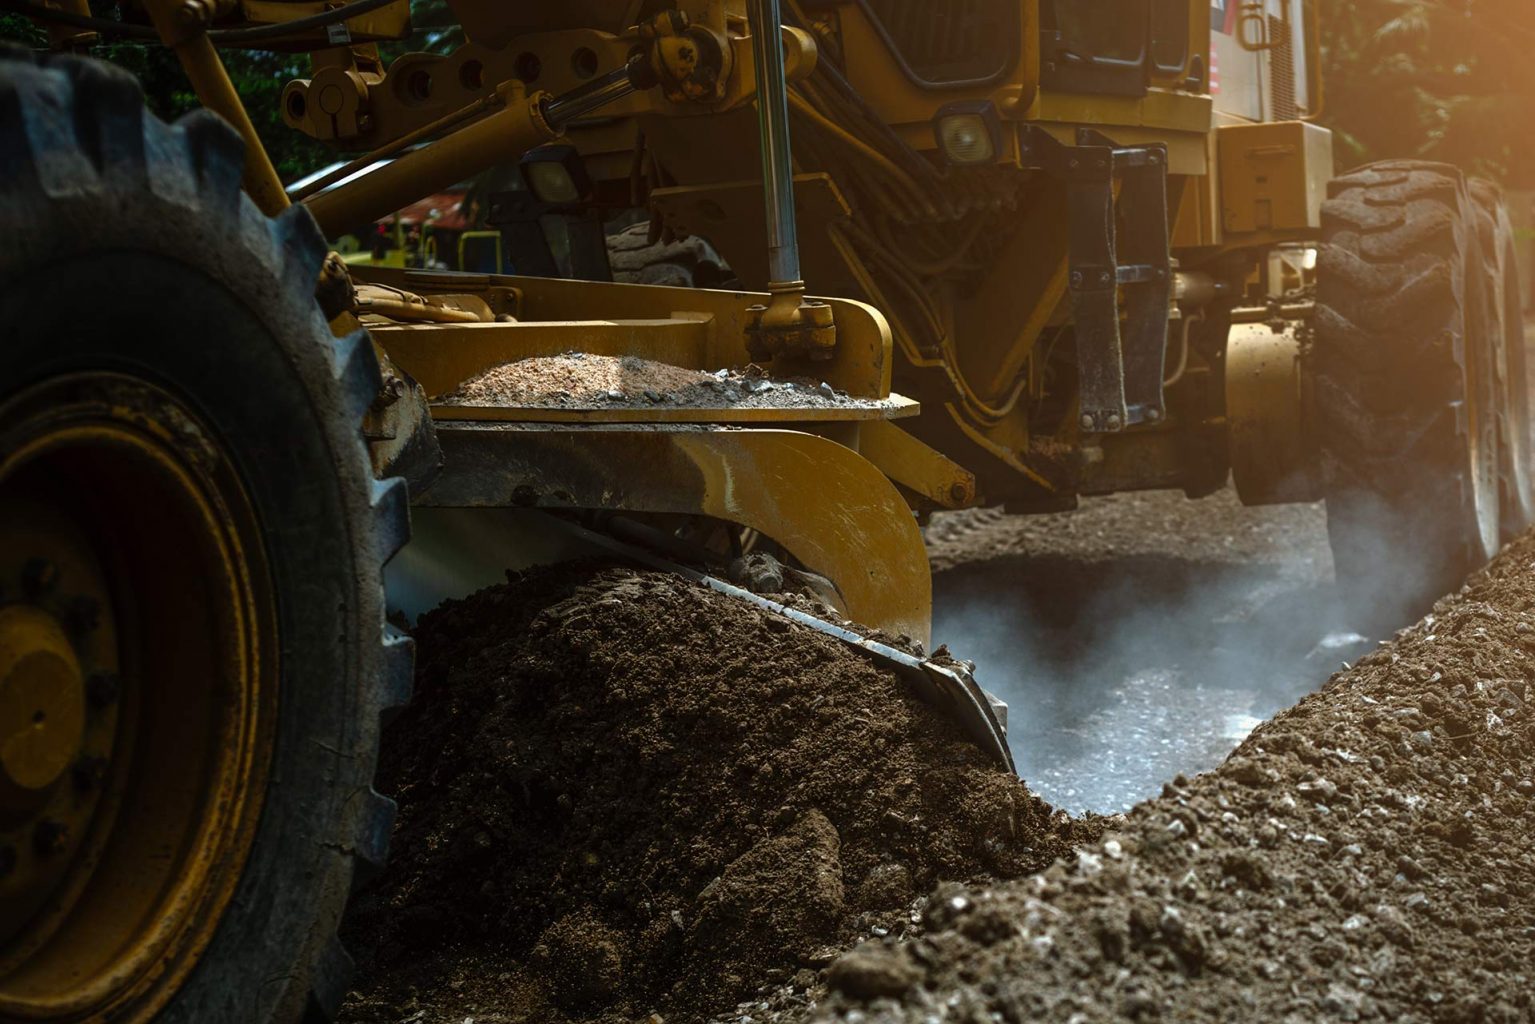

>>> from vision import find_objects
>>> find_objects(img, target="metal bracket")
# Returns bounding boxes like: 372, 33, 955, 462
1020, 126, 1172, 433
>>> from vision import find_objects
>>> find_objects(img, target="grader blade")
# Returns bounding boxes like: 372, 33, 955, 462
537, 512, 1016, 775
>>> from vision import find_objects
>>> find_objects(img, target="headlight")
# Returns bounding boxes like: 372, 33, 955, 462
934, 102, 1001, 166
520, 144, 592, 205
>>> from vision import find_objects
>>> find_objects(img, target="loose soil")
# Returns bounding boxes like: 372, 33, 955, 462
925, 488, 1330, 577
803, 531, 1535, 1023
439, 353, 891, 412
338, 564, 1093, 1024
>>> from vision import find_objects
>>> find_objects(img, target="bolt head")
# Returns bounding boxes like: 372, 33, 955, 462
1106, 414, 1123, 430
1147, 408, 1163, 423
1079, 414, 1096, 431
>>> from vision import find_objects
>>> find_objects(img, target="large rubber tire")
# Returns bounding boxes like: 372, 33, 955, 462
1470, 178, 1535, 540
0, 53, 410, 1021
1312, 161, 1500, 621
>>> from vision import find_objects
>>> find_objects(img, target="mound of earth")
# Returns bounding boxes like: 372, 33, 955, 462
439, 353, 886, 412
806, 532, 1535, 1022
338, 564, 1091, 1023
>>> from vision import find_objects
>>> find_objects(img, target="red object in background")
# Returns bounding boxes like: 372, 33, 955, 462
383, 192, 472, 231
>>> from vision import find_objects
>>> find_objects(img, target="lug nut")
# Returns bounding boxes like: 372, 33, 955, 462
86, 672, 120, 709
21, 558, 58, 600
33, 820, 67, 857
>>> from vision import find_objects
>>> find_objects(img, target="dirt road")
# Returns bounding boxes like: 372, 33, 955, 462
807, 525, 1535, 1023
926, 489, 1363, 814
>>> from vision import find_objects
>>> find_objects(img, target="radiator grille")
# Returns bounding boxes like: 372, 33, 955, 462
862, 0, 1017, 87
1269, 14, 1298, 120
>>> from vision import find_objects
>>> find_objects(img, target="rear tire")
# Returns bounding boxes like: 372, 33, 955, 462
0, 52, 409, 1022
1312, 161, 1500, 622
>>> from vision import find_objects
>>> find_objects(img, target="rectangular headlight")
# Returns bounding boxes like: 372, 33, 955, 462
934, 102, 1001, 165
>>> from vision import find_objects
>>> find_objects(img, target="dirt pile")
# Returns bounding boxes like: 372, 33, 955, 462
808, 532, 1535, 1022
439, 353, 886, 412
338, 564, 1090, 1023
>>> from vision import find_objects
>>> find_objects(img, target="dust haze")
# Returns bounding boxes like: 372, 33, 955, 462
927, 490, 1437, 814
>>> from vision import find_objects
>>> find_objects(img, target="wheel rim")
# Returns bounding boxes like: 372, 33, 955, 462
1465, 257, 1503, 562
1497, 245, 1535, 533
0, 373, 277, 1021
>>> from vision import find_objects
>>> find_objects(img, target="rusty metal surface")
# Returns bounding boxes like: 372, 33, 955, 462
415, 421, 934, 644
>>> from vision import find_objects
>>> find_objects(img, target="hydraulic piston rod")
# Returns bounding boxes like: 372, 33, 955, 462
304, 62, 644, 239
743, 0, 836, 360
747, 0, 801, 290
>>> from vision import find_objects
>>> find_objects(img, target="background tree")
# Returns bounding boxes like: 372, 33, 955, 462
0, 0, 458, 182
1321, 0, 1535, 187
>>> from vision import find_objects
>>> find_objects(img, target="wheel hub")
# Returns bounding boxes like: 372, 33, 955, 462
0, 604, 84, 802
0, 373, 274, 1022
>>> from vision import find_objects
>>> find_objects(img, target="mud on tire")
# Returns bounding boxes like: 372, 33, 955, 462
1311, 160, 1500, 620
0, 52, 409, 1021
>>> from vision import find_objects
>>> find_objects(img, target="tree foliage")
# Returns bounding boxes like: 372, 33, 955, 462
1321, 0, 1535, 186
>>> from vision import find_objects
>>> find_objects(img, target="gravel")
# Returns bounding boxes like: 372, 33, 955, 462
438, 353, 888, 412
801, 532, 1535, 1023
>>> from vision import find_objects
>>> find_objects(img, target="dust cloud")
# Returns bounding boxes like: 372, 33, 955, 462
927, 491, 1437, 814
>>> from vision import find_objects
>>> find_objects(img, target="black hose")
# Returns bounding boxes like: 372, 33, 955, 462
0, 0, 401, 45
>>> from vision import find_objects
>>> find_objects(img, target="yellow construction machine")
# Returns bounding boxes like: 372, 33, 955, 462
0, 1, 1526, 1020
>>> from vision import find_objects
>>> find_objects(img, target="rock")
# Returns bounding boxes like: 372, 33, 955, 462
826, 943, 923, 1001
1297, 778, 1339, 802
1226, 756, 1279, 786
817, 381, 837, 399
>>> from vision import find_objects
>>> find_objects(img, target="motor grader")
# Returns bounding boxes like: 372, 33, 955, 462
0, 0, 1525, 1020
